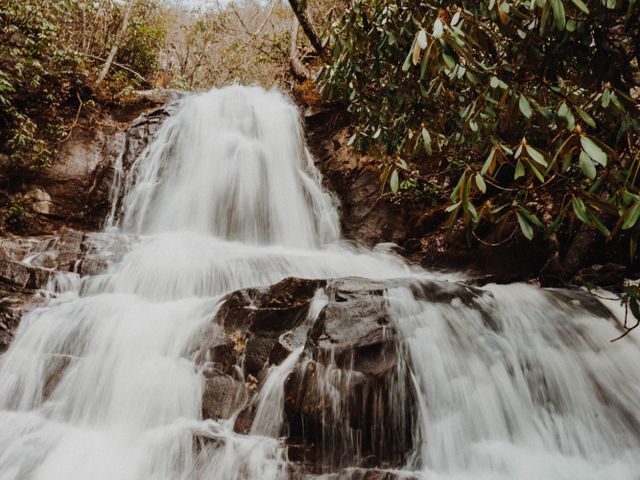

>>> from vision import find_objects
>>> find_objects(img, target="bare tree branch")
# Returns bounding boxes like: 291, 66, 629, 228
255, 0, 276, 36
229, 3, 252, 35
96, 0, 134, 85
289, 17, 310, 80
77, 52, 151, 85
288, 0, 324, 56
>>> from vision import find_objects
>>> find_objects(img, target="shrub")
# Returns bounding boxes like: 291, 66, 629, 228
319, 0, 640, 254
3, 195, 32, 232
0, 0, 83, 172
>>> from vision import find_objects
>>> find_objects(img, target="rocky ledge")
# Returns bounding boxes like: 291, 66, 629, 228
0, 235, 617, 478
188, 273, 617, 478
0, 229, 130, 352
0, 90, 180, 234
191, 276, 493, 477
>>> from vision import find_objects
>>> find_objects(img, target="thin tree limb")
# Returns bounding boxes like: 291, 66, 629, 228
57, 91, 84, 144
229, 3, 253, 36
96, 0, 134, 85
289, 17, 310, 80
288, 0, 324, 56
255, 0, 276, 36
76, 52, 151, 85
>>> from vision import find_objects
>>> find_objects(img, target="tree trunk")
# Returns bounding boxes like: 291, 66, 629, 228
96, 0, 134, 85
288, 0, 324, 56
289, 17, 310, 80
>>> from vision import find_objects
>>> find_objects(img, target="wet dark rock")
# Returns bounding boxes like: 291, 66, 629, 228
86, 104, 177, 228
0, 230, 131, 351
1, 91, 176, 234
192, 278, 326, 426
42, 356, 71, 400
0, 282, 33, 353
0, 257, 53, 290
194, 277, 611, 479
0, 230, 127, 281
307, 470, 419, 480
193, 276, 424, 476
201, 369, 247, 420
285, 278, 417, 473
195, 274, 618, 476
305, 110, 413, 247
572, 263, 627, 291
545, 287, 614, 321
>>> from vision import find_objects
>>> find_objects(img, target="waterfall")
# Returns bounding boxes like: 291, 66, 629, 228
0, 86, 639, 480
387, 284, 640, 479
114, 86, 340, 248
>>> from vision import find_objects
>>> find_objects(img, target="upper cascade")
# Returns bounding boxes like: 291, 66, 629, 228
115, 86, 340, 248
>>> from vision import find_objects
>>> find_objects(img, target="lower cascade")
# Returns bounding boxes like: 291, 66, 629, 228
0, 86, 639, 480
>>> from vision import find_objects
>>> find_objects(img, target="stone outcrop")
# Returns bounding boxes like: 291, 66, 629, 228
0, 90, 181, 234
0, 229, 130, 351
302, 107, 556, 281
304, 109, 415, 248
191, 276, 431, 476
192, 277, 326, 425
190, 273, 617, 477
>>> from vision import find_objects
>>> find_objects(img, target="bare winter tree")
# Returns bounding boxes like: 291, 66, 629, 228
289, 17, 310, 80
288, 0, 324, 56
96, 0, 134, 84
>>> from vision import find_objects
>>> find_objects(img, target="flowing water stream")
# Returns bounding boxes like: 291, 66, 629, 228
0, 86, 639, 479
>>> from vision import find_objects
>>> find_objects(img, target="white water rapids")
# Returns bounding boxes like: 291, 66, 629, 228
0, 86, 639, 479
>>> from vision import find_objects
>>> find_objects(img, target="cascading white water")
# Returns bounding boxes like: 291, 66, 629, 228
114, 86, 340, 248
0, 85, 638, 480
387, 285, 640, 480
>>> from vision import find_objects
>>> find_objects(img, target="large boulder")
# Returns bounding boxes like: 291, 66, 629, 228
283, 278, 417, 473
0, 90, 180, 234
192, 277, 430, 476
0, 229, 132, 351
192, 277, 326, 424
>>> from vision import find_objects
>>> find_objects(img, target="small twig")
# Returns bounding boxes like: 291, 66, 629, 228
472, 228, 516, 247
611, 317, 640, 342
599, 293, 640, 342
73, 51, 151, 85
255, 0, 275, 36
57, 91, 84, 144
483, 172, 558, 192
230, 3, 253, 36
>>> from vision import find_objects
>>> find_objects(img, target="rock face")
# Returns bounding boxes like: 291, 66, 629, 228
0, 284, 31, 354
0, 229, 130, 351
192, 277, 326, 424
192, 276, 424, 476
302, 108, 478, 274
44, 103, 177, 231
302, 108, 557, 282
191, 274, 618, 478
0, 91, 180, 234
304, 110, 416, 248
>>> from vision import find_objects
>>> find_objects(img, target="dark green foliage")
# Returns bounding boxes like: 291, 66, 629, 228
3, 195, 31, 232
319, 0, 640, 255
117, 21, 166, 80
0, 1, 82, 171
0, 0, 167, 174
